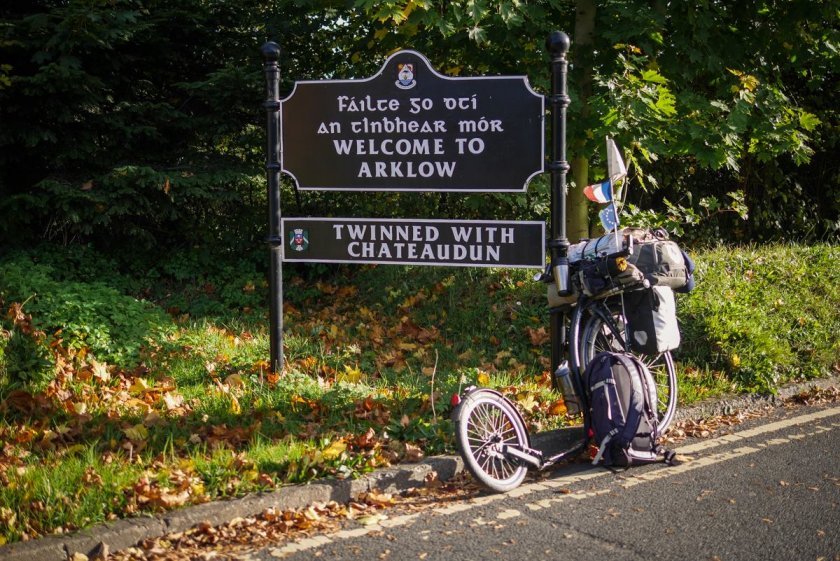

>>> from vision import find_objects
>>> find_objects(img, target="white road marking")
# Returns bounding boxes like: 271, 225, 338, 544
268, 406, 840, 558
496, 509, 521, 520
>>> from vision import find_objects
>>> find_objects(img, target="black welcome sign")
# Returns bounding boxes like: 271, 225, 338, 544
262, 34, 573, 371
280, 50, 544, 192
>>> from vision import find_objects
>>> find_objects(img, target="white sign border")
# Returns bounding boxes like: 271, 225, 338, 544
281, 217, 546, 268
279, 49, 546, 193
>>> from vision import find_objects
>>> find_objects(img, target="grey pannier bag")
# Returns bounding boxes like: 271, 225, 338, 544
624, 286, 681, 355
626, 235, 689, 290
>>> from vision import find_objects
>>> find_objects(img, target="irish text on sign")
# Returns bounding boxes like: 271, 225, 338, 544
280, 50, 544, 192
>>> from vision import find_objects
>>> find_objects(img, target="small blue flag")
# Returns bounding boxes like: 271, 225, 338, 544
599, 206, 619, 232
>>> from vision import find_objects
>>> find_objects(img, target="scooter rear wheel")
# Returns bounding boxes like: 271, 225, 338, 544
453, 389, 529, 493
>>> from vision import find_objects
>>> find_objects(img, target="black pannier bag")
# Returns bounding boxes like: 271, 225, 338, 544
624, 286, 681, 355
577, 254, 645, 297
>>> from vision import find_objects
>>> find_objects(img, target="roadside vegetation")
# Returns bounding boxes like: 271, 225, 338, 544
1, 243, 838, 544
1, 0, 837, 549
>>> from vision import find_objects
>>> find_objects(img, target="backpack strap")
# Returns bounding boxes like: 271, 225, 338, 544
653, 444, 677, 465
627, 356, 677, 464
610, 353, 647, 448
632, 357, 661, 443
592, 427, 619, 465
589, 378, 616, 393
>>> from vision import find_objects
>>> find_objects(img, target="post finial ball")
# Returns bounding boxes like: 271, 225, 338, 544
546, 31, 570, 56
261, 41, 281, 61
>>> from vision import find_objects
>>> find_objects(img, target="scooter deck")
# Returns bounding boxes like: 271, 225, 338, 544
530, 425, 588, 465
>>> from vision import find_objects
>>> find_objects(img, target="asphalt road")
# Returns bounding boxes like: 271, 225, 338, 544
247, 403, 840, 561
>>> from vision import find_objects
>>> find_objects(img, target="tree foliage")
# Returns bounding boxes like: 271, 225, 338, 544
356, 0, 837, 241
0, 0, 360, 253
585, 0, 838, 240
0, 0, 836, 258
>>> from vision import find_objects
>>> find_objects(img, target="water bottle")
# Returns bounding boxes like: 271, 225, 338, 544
553, 255, 571, 295
554, 360, 581, 415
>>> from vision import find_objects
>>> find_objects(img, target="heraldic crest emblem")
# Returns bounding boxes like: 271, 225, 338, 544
395, 63, 416, 90
289, 228, 309, 252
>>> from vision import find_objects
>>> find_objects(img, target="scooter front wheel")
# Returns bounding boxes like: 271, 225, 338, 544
453, 389, 529, 492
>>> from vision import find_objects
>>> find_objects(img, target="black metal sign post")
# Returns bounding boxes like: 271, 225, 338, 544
262, 35, 572, 375
547, 31, 572, 379
262, 41, 284, 373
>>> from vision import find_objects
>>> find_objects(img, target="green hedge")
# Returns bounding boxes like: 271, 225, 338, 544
2, 243, 838, 395
0, 255, 173, 387
678, 244, 840, 393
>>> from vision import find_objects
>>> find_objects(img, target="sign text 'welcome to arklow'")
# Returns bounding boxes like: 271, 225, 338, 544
280, 50, 544, 192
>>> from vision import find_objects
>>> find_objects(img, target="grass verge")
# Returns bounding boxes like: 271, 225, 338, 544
0, 243, 838, 544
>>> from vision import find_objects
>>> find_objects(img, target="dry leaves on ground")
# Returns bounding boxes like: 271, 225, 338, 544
107, 472, 479, 561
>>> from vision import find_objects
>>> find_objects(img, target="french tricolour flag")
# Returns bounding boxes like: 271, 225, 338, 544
584, 180, 612, 203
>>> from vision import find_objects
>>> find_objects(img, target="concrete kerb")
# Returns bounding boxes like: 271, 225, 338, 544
1, 375, 836, 561
673, 372, 840, 421
0, 456, 465, 561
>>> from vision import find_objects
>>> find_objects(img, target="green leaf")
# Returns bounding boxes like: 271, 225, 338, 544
654, 86, 677, 116
798, 111, 821, 132
641, 69, 667, 84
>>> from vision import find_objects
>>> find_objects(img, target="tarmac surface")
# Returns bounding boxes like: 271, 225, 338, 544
1, 374, 837, 561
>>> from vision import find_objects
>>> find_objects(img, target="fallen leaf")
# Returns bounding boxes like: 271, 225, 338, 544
547, 400, 567, 416
159, 490, 190, 507
82, 467, 104, 487
516, 393, 538, 412
225, 373, 246, 389
357, 513, 387, 526
354, 427, 377, 449
124, 424, 148, 442
404, 443, 424, 462
364, 491, 394, 507
322, 439, 347, 461
91, 360, 110, 383
424, 472, 442, 489
163, 392, 185, 411
129, 378, 150, 395
0, 507, 17, 527
228, 395, 241, 415
337, 364, 363, 384
525, 326, 550, 346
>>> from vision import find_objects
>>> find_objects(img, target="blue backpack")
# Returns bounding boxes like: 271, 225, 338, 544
584, 352, 675, 467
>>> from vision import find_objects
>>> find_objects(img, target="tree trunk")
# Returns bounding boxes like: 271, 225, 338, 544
570, 154, 591, 239
568, 0, 597, 242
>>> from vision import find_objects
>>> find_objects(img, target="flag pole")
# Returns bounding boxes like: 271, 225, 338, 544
606, 137, 621, 249
610, 177, 620, 249
606, 136, 628, 341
